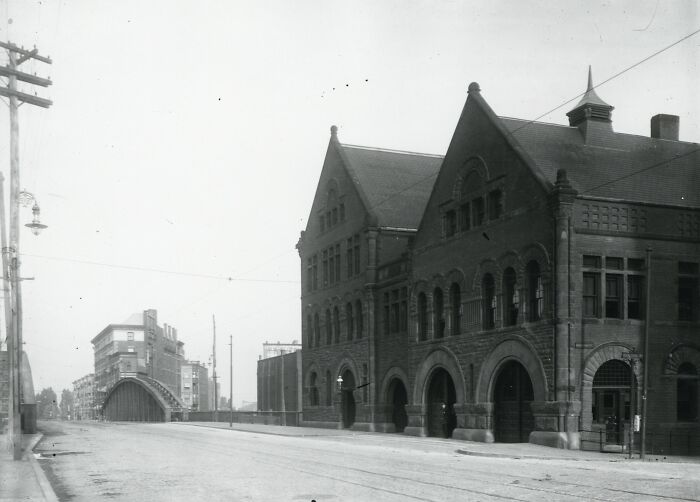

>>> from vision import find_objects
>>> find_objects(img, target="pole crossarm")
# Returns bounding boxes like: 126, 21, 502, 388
0, 42, 52, 64
0, 87, 52, 108
0, 66, 52, 87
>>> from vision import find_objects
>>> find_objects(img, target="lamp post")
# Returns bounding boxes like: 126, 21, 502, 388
336, 375, 343, 392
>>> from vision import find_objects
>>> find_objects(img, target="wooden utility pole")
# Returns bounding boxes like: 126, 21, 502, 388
212, 314, 218, 422
0, 41, 52, 461
229, 334, 232, 427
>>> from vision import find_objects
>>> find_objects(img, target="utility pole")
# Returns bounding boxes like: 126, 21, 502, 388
212, 314, 218, 422
229, 334, 232, 427
0, 41, 52, 461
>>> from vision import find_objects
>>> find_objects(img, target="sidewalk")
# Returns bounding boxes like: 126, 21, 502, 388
175, 421, 700, 464
0, 433, 58, 501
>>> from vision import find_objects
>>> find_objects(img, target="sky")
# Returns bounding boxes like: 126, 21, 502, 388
0, 0, 698, 406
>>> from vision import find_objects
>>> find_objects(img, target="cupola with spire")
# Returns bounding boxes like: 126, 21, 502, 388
566, 67, 614, 142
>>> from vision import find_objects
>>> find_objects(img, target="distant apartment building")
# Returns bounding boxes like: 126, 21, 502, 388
262, 340, 301, 359
72, 373, 96, 420
180, 361, 209, 411
92, 309, 185, 409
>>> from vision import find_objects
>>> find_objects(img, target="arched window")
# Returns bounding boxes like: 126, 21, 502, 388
482, 274, 495, 329
527, 261, 543, 321
325, 370, 333, 406
306, 314, 313, 348
346, 303, 354, 341
309, 372, 319, 406
433, 288, 445, 339
313, 313, 320, 347
325, 309, 332, 345
355, 300, 363, 339
503, 267, 519, 326
333, 307, 340, 343
418, 292, 428, 341
450, 283, 461, 336
677, 363, 698, 422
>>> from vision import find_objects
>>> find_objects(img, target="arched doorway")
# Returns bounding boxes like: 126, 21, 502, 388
494, 361, 534, 442
592, 359, 635, 445
388, 379, 408, 433
340, 369, 356, 428
426, 368, 456, 438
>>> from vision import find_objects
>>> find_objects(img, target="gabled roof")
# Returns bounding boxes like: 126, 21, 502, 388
339, 143, 443, 229
501, 118, 700, 208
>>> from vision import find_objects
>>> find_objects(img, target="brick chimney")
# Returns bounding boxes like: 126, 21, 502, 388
650, 114, 679, 141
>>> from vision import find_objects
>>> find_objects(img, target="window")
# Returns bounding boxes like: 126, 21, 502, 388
459, 203, 471, 231
583, 255, 601, 268
605, 257, 623, 270
473, 197, 485, 226
325, 309, 332, 345
678, 262, 699, 322
127, 346, 135, 352
309, 372, 319, 406
488, 190, 503, 220
355, 300, 363, 339
307, 314, 313, 348
332, 208, 338, 225
384, 287, 408, 335
322, 250, 329, 286
503, 268, 518, 326
399, 288, 408, 332
677, 363, 698, 422
127, 332, 134, 341
333, 307, 340, 343
335, 245, 341, 282
319, 215, 325, 233
445, 210, 457, 237
583, 273, 599, 317
418, 292, 428, 341
339, 203, 345, 221
306, 258, 313, 292
605, 274, 623, 319
450, 283, 461, 335
312, 255, 318, 290
627, 275, 643, 320
433, 288, 445, 338
354, 235, 361, 274
346, 238, 353, 278
383, 292, 390, 335
314, 313, 320, 347
326, 370, 332, 406
482, 274, 495, 329
346, 303, 354, 341
329, 250, 335, 284
527, 261, 543, 322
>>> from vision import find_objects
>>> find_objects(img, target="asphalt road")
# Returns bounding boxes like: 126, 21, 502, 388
34, 420, 700, 502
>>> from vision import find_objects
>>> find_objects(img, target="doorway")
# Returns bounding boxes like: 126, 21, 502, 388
388, 379, 408, 433
426, 368, 456, 438
592, 359, 634, 445
493, 361, 534, 443
340, 369, 356, 428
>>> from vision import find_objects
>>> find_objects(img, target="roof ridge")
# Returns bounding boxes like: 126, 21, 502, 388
341, 142, 443, 159
499, 116, 573, 129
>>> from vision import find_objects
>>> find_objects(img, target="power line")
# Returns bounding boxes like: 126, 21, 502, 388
20, 252, 300, 284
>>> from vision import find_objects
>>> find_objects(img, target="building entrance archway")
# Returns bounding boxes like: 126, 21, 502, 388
340, 369, 356, 428
387, 379, 408, 433
494, 361, 534, 442
591, 359, 635, 445
426, 368, 456, 438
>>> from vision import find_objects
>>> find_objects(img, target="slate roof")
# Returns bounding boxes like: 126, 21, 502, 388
340, 144, 443, 229
501, 118, 700, 208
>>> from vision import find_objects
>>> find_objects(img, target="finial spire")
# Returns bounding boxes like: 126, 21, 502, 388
330, 125, 338, 140
586, 65, 593, 92
566, 66, 614, 128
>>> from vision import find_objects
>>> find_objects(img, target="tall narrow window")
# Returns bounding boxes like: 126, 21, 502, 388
482, 274, 495, 329
473, 197, 485, 226
312, 255, 318, 290
322, 250, 329, 286
326, 370, 332, 406
434, 288, 445, 338
325, 309, 332, 345
450, 283, 461, 335
319, 215, 325, 233
678, 262, 699, 322
445, 210, 457, 237
335, 245, 341, 282
605, 274, 623, 319
329, 250, 335, 284
391, 290, 400, 333
314, 313, 320, 347
627, 275, 643, 320
488, 189, 503, 220
306, 258, 313, 292
583, 273, 599, 317
418, 292, 428, 341
339, 203, 345, 221
354, 235, 361, 275
309, 372, 319, 406
333, 307, 340, 343
459, 203, 471, 231
527, 261, 543, 321
332, 208, 338, 225
346, 238, 353, 277
383, 292, 390, 335
677, 363, 698, 422
355, 300, 363, 339
399, 287, 408, 332
503, 267, 518, 326
346, 303, 354, 341
307, 314, 313, 348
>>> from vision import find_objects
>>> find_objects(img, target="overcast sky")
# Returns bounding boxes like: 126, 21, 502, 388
0, 1, 698, 405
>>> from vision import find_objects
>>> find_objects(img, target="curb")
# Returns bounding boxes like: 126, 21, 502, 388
27, 433, 60, 502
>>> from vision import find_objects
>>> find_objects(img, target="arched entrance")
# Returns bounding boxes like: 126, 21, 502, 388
387, 379, 408, 433
426, 368, 456, 438
494, 361, 534, 443
340, 369, 356, 428
592, 359, 635, 445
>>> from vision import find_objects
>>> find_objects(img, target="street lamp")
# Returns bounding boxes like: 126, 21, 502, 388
336, 375, 343, 392
25, 203, 47, 236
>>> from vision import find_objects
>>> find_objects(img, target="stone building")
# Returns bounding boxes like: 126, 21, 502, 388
257, 344, 302, 424
180, 361, 209, 412
297, 72, 700, 453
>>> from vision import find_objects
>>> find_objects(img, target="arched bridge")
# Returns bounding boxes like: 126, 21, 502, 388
102, 376, 188, 422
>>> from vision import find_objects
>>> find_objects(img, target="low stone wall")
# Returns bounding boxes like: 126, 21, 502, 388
187, 411, 301, 426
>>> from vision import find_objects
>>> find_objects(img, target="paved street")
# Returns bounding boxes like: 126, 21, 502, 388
34, 420, 699, 502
